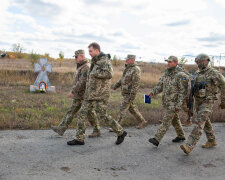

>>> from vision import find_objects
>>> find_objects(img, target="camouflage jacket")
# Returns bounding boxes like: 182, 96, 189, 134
84, 52, 113, 101
71, 60, 90, 100
112, 63, 141, 100
193, 67, 225, 103
150, 66, 189, 110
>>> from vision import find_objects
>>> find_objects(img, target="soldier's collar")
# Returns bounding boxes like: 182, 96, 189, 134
125, 63, 136, 68
92, 52, 107, 62
198, 66, 210, 73
77, 59, 88, 68
165, 66, 177, 75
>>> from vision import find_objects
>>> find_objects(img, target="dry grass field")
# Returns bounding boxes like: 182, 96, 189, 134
0, 58, 225, 130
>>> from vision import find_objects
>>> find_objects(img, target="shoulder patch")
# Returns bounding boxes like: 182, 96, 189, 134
183, 77, 187, 82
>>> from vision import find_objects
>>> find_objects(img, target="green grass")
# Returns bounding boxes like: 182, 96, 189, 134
1, 58, 225, 130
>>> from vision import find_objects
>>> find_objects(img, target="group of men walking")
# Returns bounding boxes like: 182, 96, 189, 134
51, 42, 225, 155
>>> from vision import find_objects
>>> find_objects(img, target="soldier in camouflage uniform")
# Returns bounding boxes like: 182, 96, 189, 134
148, 56, 189, 147
51, 50, 100, 138
67, 42, 127, 146
111, 54, 147, 129
180, 54, 225, 155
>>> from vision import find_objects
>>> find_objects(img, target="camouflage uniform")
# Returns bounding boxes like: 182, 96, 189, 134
184, 61, 225, 151
75, 52, 124, 142
112, 55, 146, 125
150, 58, 189, 143
55, 50, 100, 134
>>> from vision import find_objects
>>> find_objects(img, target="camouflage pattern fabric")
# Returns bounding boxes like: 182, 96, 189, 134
84, 52, 113, 101
112, 63, 145, 123
71, 60, 90, 100
150, 66, 189, 110
186, 102, 215, 149
74, 49, 85, 57
150, 66, 189, 142
75, 52, 124, 142
185, 67, 225, 150
59, 99, 100, 133
58, 60, 99, 132
75, 101, 124, 142
155, 109, 185, 142
125, 54, 136, 60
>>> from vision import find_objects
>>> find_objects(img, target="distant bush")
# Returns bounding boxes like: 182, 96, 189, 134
111, 55, 122, 66
58, 51, 64, 67
29, 51, 40, 66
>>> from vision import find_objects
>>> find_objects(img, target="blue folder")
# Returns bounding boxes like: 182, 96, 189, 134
144, 95, 151, 104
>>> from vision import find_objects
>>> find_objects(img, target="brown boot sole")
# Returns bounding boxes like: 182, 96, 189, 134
51, 128, 64, 136
136, 122, 148, 129
180, 145, 190, 155
202, 143, 217, 148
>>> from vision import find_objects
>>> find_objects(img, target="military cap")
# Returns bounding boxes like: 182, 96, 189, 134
126, 54, 136, 60
165, 56, 178, 62
73, 49, 85, 57
195, 53, 210, 63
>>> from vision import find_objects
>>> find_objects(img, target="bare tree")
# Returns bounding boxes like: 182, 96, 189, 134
58, 51, 64, 67
12, 43, 24, 53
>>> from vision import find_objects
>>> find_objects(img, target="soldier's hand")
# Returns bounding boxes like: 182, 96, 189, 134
148, 93, 153, 98
68, 92, 74, 98
219, 103, 225, 109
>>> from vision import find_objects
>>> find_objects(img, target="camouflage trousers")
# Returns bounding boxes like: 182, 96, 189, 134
58, 99, 100, 133
186, 102, 215, 150
76, 100, 124, 142
155, 108, 185, 142
117, 95, 146, 123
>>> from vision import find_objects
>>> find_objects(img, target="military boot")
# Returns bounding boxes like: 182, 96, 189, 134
172, 136, 185, 143
180, 144, 191, 155
148, 138, 159, 147
115, 131, 127, 145
202, 141, 217, 148
67, 139, 84, 145
88, 131, 101, 138
51, 125, 67, 136
136, 121, 147, 129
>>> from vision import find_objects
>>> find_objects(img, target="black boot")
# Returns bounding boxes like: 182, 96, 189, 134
67, 139, 85, 145
115, 131, 127, 145
149, 138, 159, 147
172, 137, 185, 143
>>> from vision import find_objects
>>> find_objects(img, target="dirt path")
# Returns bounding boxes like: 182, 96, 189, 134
1, 123, 225, 180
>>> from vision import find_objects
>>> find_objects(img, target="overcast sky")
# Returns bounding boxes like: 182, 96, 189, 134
1, 0, 225, 64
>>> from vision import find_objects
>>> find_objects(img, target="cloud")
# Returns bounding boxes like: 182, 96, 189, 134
120, 43, 140, 50
165, 20, 191, 27
0, 41, 10, 46
1, 0, 225, 63
11, 0, 62, 19
77, 33, 113, 43
202, 44, 219, 48
197, 33, 225, 42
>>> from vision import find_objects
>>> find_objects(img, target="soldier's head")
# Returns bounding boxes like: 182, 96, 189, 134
165, 56, 178, 69
125, 54, 136, 64
88, 42, 101, 58
195, 53, 210, 70
74, 49, 85, 63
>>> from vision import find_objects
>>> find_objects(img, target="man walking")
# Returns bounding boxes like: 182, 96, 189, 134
111, 54, 147, 129
67, 42, 127, 145
148, 56, 189, 146
51, 50, 100, 138
180, 54, 225, 155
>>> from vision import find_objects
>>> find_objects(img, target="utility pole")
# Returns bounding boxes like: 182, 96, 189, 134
219, 53, 225, 72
